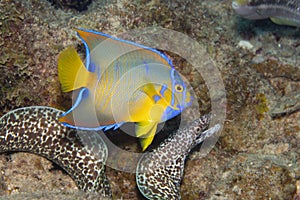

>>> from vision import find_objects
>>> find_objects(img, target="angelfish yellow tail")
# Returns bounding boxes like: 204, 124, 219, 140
58, 46, 90, 92
139, 134, 156, 151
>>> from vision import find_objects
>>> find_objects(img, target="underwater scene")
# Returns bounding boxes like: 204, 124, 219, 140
0, 0, 299, 199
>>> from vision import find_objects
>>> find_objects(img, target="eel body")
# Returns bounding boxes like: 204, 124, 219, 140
136, 114, 221, 200
0, 106, 220, 199
232, 0, 300, 26
0, 106, 111, 197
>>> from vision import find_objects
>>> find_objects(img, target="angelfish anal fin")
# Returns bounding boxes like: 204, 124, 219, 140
136, 121, 158, 151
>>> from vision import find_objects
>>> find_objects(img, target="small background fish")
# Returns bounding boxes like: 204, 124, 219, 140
232, 0, 300, 27
58, 29, 193, 151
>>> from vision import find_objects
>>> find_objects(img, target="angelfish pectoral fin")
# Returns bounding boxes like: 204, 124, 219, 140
136, 121, 158, 151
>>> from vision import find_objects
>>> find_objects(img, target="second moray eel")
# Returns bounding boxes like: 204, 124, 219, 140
136, 114, 221, 200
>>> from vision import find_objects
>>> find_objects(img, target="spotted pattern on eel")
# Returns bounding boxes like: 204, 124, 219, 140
136, 114, 221, 200
0, 106, 111, 197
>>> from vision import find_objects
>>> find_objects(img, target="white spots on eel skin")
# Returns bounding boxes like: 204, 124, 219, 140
136, 114, 221, 200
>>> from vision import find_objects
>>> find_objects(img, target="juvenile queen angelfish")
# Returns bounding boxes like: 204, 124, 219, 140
58, 29, 193, 151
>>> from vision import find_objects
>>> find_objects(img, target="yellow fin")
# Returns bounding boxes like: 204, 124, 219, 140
58, 46, 90, 92
136, 121, 158, 151
136, 103, 166, 150
129, 97, 153, 122
139, 135, 155, 151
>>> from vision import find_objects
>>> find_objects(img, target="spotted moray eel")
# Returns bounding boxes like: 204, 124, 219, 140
136, 114, 221, 200
0, 106, 220, 199
0, 106, 111, 198
232, 0, 300, 26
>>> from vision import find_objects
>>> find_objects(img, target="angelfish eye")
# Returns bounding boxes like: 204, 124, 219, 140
175, 84, 184, 92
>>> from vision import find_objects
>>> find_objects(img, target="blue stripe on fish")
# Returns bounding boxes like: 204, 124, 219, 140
143, 61, 149, 74
162, 106, 172, 121
113, 122, 124, 130
62, 119, 125, 131
159, 84, 168, 97
90, 62, 96, 73
153, 95, 161, 103
103, 124, 116, 131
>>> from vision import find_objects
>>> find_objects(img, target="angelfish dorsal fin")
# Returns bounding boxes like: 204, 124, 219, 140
75, 28, 172, 73
76, 29, 112, 50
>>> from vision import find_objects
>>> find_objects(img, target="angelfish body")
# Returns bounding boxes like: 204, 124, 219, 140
58, 29, 193, 151
232, 0, 300, 27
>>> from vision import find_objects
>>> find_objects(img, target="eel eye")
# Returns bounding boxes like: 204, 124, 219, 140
175, 84, 184, 92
